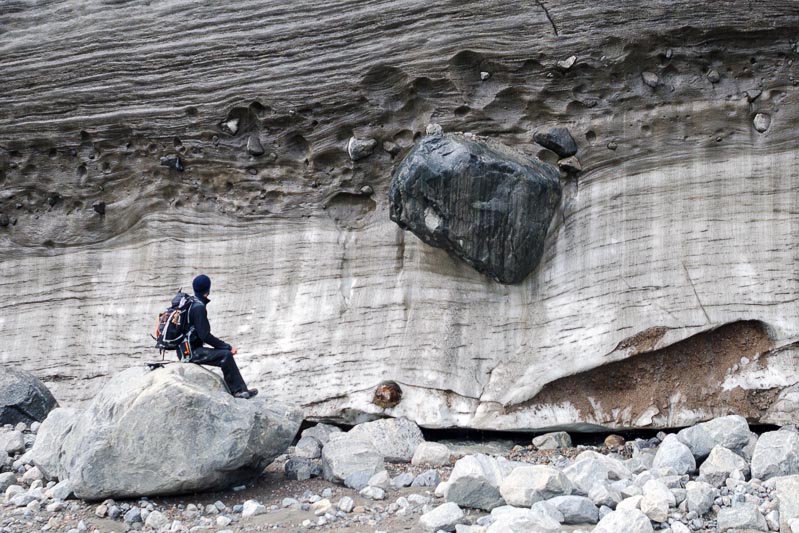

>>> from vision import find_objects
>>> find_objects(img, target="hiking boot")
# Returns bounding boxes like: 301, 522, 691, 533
234, 388, 259, 399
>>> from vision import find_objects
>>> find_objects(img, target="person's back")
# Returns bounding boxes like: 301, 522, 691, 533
184, 274, 258, 399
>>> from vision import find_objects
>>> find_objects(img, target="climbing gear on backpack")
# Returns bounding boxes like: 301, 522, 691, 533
153, 290, 197, 360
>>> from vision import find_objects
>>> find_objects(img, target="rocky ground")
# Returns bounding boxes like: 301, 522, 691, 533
3, 414, 799, 533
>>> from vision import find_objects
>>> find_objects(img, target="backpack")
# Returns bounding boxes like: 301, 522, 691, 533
153, 291, 197, 359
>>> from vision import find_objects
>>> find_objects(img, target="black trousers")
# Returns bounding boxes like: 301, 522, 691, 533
190, 347, 247, 394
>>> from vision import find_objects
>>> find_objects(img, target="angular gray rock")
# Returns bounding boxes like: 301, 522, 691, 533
347, 416, 424, 463
652, 434, 695, 475
698, 444, 750, 486
564, 457, 609, 495
589, 483, 622, 508
419, 502, 465, 532
499, 464, 573, 506
776, 475, 799, 532
532, 431, 572, 450
676, 415, 751, 460
751, 429, 799, 480
0, 430, 24, 455
593, 508, 654, 533
389, 134, 562, 284
684, 480, 714, 515
640, 479, 675, 523
300, 423, 341, 445
0, 472, 16, 494
29, 407, 78, 481
294, 436, 322, 459
29, 365, 301, 499
0, 368, 58, 426
412, 469, 441, 487
321, 432, 384, 489
284, 457, 322, 481
347, 137, 377, 161
444, 454, 509, 511
486, 506, 561, 533
546, 495, 599, 524
412, 441, 451, 467
716, 502, 768, 531
533, 127, 578, 158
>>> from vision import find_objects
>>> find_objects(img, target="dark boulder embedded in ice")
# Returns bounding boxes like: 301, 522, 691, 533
534, 127, 578, 158
389, 134, 562, 284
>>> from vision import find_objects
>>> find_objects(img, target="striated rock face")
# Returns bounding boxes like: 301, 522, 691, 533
3, 1, 799, 431
389, 134, 561, 283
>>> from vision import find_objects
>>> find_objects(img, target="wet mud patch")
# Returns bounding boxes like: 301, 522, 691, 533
527, 321, 778, 427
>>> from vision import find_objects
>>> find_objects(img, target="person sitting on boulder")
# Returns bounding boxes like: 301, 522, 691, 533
186, 274, 258, 399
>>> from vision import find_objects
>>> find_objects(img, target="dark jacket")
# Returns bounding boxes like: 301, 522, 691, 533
188, 296, 231, 350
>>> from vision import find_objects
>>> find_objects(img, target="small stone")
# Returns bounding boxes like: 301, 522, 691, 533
746, 89, 763, 102
241, 499, 266, 518
480, 71, 491, 81
247, 134, 265, 156
413, 442, 451, 467
754, 113, 771, 133
558, 155, 582, 173
347, 137, 378, 161
144, 510, 168, 530
391, 472, 415, 489
95, 503, 108, 518
425, 123, 443, 136
419, 502, 465, 532
159, 155, 184, 172
92, 201, 106, 215
359, 486, 385, 500
311, 498, 333, 516
294, 436, 322, 459
217, 515, 233, 527
224, 118, 239, 135
607, 141, 618, 151
642, 71, 660, 88
0, 214, 8, 227
665, 49, 673, 59
412, 469, 441, 487
707, 69, 721, 83
368, 470, 391, 491
123, 507, 142, 524
382, 141, 400, 155
557, 55, 577, 69
359, 185, 374, 195
338, 496, 354, 513
605, 434, 625, 447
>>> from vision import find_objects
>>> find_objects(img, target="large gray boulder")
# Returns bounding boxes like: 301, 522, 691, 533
593, 508, 654, 533
698, 445, 750, 486
652, 434, 695, 475
389, 134, 562, 284
29, 365, 301, 499
443, 454, 510, 511
499, 465, 573, 506
28, 408, 79, 480
546, 495, 599, 524
321, 432, 384, 489
485, 505, 561, 533
347, 417, 424, 463
716, 503, 768, 531
751, 429, 799, 480
676, 415, 751, 460
0, 368, 58, 426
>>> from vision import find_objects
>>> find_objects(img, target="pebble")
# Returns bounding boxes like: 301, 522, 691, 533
754, 113, 771, 133
557, 55, 577, 69
642, 71, 660, 88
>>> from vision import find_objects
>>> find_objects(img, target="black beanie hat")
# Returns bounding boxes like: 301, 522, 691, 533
192, 274, 211, 296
